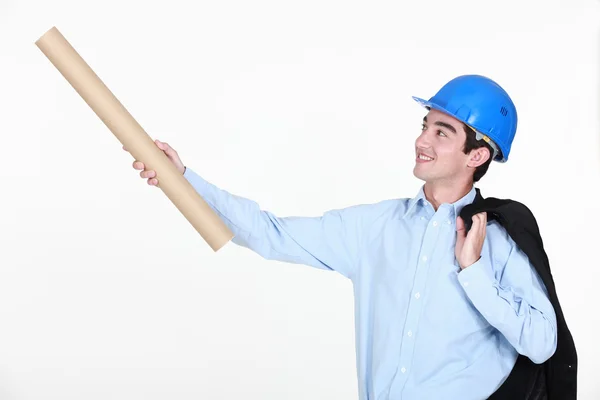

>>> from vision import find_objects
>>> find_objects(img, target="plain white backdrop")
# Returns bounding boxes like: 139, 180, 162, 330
1, 0, 599, 398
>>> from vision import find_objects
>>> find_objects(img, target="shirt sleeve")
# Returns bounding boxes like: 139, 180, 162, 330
456, 241, 558, 364
183, 167, 368, 279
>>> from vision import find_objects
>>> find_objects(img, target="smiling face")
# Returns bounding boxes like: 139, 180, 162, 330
413, 109, 489, 185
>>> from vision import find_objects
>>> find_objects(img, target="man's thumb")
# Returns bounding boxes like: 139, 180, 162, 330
456, 216, 466, 240
155, 139, 166, 150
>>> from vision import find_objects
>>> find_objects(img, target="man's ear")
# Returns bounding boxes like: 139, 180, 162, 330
467, 147, 491, 168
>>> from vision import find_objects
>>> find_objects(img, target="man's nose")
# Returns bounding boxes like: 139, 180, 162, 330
416, 131, 431, 148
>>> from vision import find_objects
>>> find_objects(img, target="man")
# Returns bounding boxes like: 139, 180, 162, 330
125, 75, 557, 399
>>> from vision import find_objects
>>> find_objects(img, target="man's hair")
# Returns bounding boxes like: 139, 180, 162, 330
462, 124, 497, 182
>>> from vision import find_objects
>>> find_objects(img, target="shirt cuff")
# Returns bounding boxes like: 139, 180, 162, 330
183, 166, 210, 193
457, 256, 499, 307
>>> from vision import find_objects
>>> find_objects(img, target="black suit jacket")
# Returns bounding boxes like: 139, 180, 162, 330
459, 189, 577, 400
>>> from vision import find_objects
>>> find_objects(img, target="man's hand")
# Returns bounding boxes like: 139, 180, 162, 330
455, 212, 487, 269
123, 139, 185, 185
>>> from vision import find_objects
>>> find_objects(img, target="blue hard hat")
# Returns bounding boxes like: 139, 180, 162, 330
412, 75, 518, 162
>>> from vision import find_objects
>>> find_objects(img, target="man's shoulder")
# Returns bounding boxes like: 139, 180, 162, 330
335, 197, 413, 220
486, 219, 517, 252
463, 192, 542, 235
468, 193, 538, 221
477, 196, 545, 267
324, 197, 412, 232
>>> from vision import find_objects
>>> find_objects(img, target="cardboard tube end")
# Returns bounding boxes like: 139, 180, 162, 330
210, 233, 235, 252
35, 26, 59, 45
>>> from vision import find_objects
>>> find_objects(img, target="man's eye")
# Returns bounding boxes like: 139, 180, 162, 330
421, 124, 427, 131
438, 130, 447, 137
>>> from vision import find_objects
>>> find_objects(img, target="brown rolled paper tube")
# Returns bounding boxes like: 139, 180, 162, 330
35, 26, 234, 252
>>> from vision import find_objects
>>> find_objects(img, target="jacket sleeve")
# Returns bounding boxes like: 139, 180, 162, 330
182, 167, 367, 279
456, 237, 558, 364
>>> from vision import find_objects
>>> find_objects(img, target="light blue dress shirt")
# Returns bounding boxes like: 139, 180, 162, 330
183, 167, 557, 400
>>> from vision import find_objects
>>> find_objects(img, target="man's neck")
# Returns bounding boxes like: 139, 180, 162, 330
423, 180, 474, 211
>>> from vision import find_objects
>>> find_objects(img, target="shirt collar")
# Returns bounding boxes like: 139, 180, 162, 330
403, 186, 426, 218
403, 185, 477, 219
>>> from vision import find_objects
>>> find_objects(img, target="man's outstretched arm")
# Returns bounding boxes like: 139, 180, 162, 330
183, 166, 370, 279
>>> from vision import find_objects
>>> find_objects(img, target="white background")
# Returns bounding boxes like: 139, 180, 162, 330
1, 0, 600, 398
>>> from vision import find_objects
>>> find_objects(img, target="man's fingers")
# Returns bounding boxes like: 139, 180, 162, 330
467, 213, 487, 241
471, 214, 480, 230
466, 214, 481, 238
456, 216, 465, 231
140, 170, 156, 179
455, 217, 466, 252
481, 212, 487, 236
474, 213, 486, 232
127, 139, 176, 184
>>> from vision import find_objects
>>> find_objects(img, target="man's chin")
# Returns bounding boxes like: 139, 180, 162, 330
413, 167, 427, 181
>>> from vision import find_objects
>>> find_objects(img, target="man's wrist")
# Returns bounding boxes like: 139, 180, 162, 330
460, 255, 481, 270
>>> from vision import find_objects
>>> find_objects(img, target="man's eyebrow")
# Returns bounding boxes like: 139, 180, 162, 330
434, 121, 456, 134
422, 116, 457, 134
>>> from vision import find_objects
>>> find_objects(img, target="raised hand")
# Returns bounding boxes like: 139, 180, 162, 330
455, 212, 487, 269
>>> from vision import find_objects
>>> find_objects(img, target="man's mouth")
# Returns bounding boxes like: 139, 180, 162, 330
416, 153, 435, 162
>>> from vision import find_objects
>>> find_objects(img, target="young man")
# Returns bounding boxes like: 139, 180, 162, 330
126, 75, 557, 399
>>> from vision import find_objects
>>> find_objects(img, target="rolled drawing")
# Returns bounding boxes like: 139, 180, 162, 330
35, 26, 234, 252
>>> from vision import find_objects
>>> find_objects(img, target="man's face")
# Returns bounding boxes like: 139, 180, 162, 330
413, 109, 471, 184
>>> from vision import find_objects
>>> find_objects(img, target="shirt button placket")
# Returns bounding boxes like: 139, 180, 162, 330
394, 213, 442, 392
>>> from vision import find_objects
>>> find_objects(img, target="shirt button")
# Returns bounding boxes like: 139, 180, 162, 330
463, 282, 469, 287
447, 220, 451, 225
401, 367, 406, 373
415, 292, 420, 299
422, 255, 428, 262
407, 330, 413, 337
433, 221, 438, 227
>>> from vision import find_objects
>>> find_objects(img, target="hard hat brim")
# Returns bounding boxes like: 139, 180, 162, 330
412, 96, 459, 123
